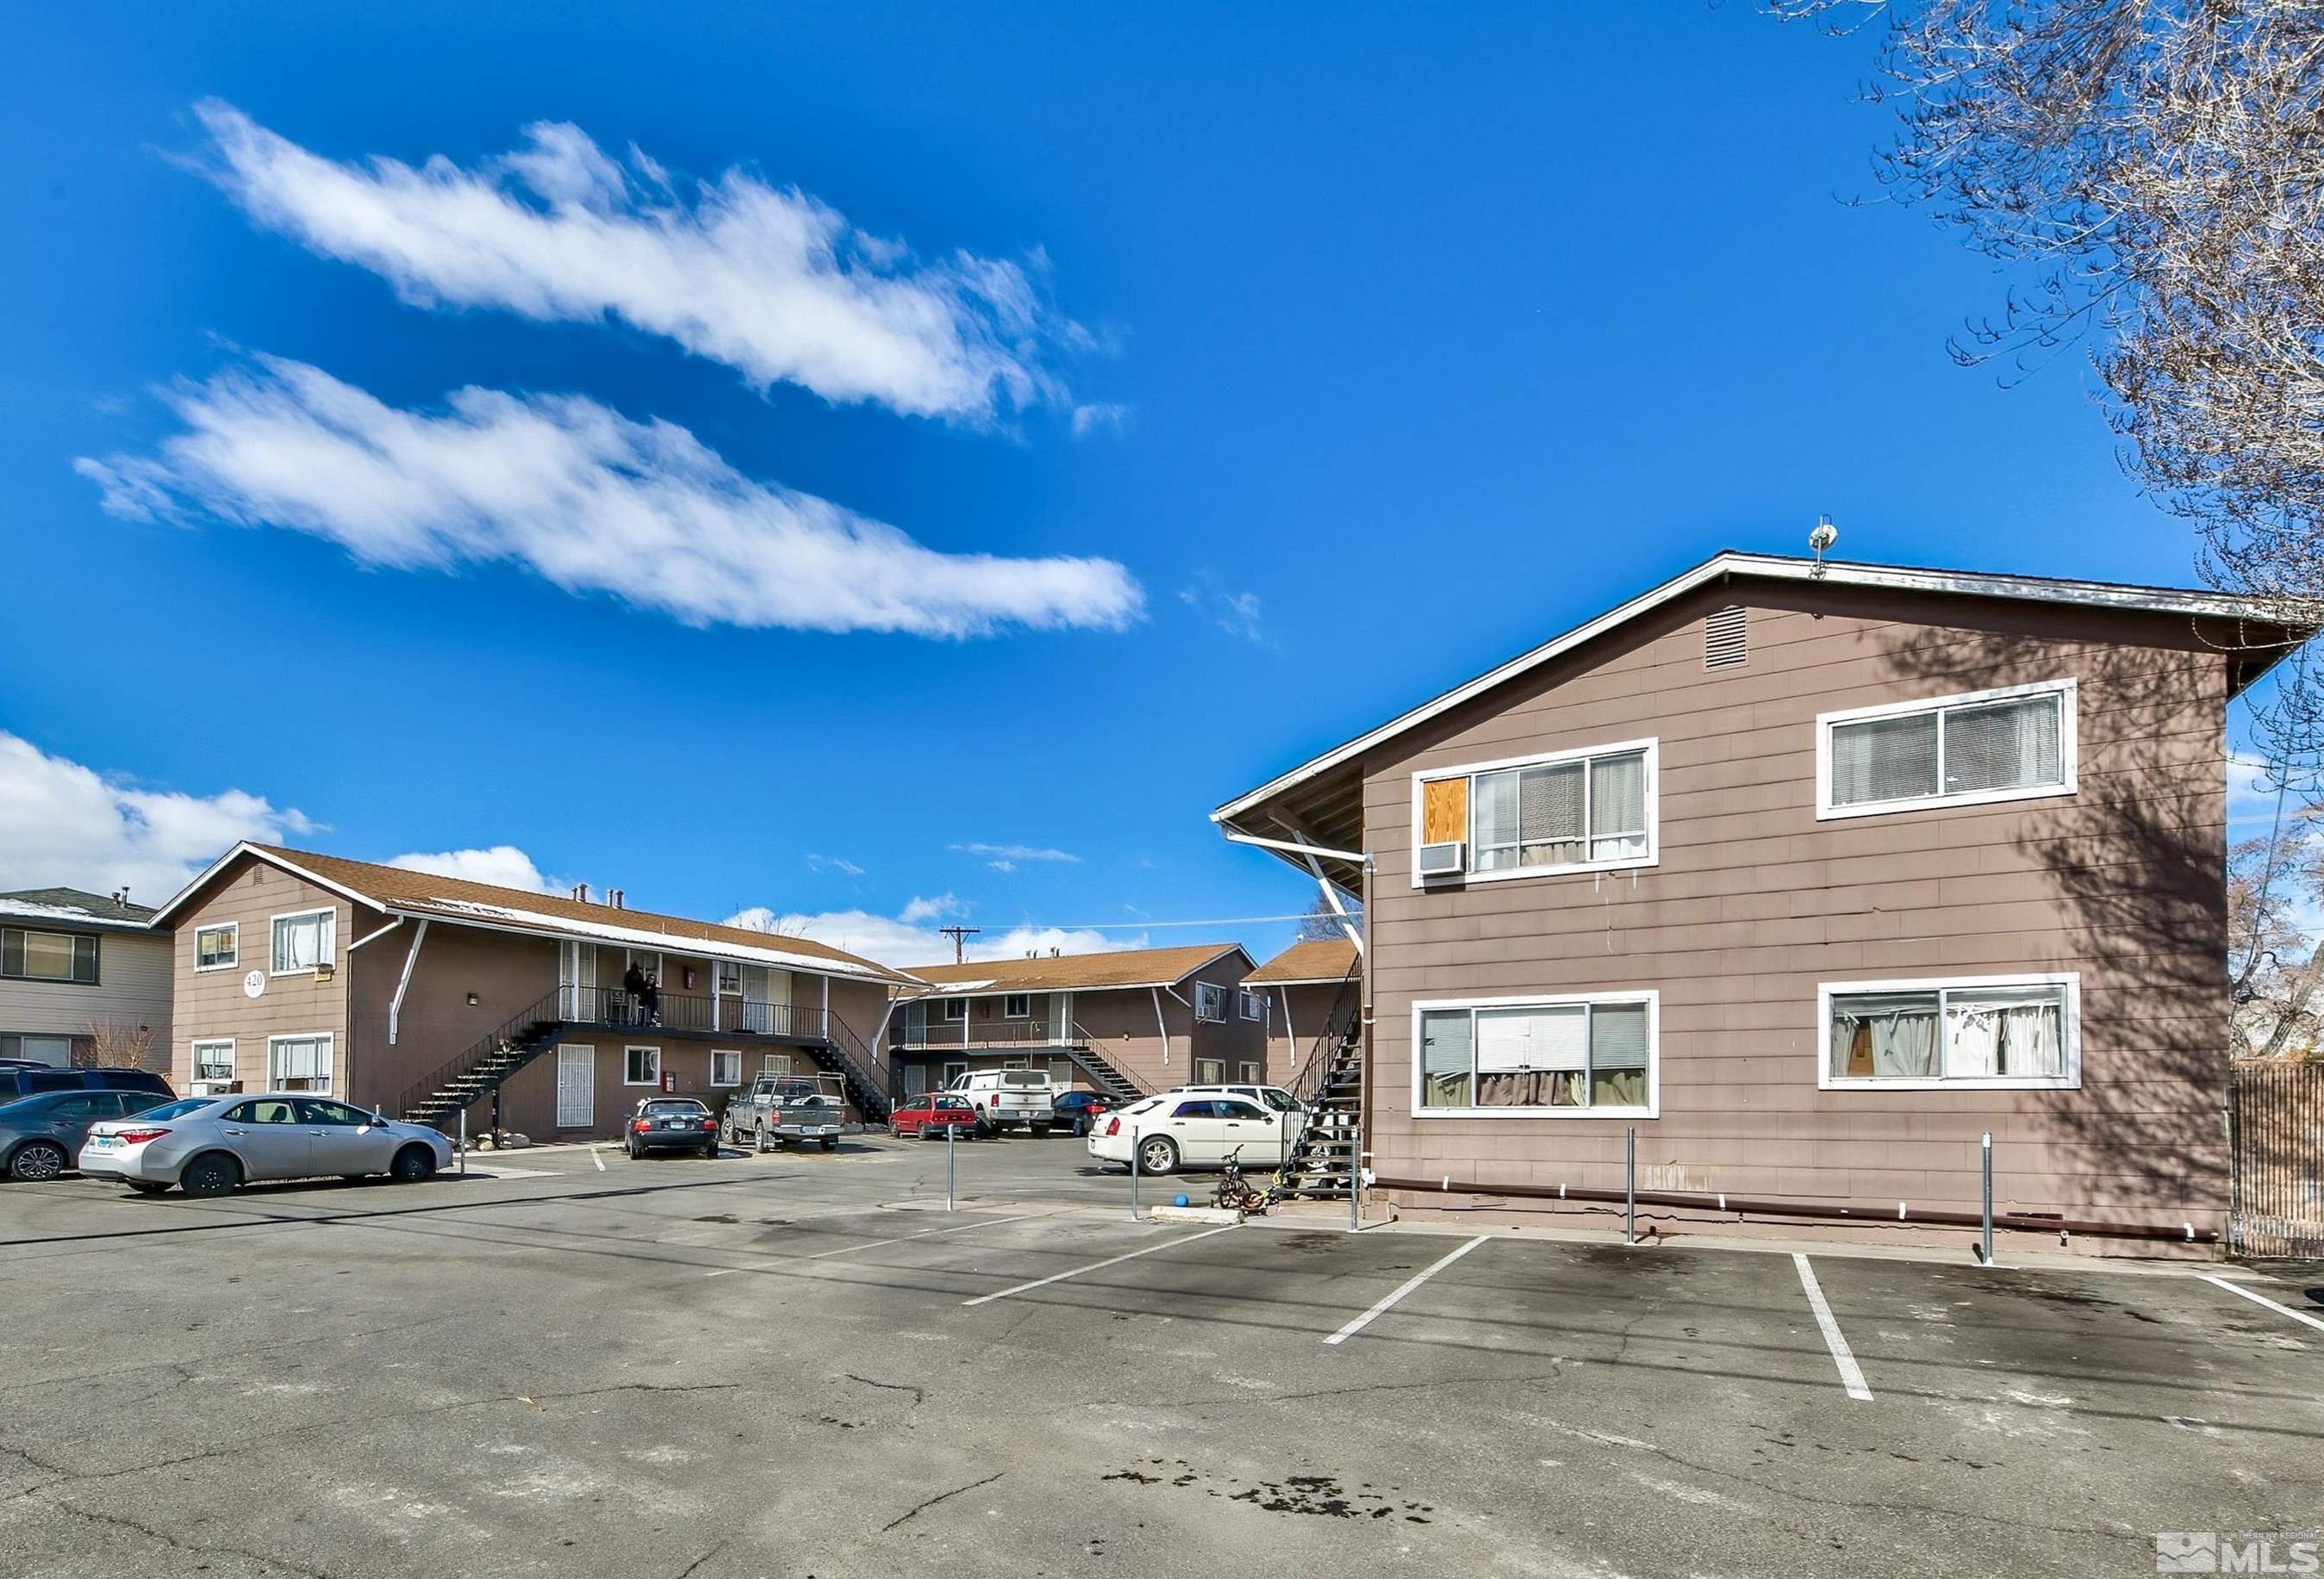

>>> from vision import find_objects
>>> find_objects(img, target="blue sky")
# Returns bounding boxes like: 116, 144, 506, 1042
0, 3, 2259, 962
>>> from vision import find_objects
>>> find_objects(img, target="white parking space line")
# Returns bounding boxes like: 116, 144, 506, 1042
1792, 1253, 1873, 1402
464, 1165, 565, 1179
590, 1147, 606, 1172
1323, 1234, 1488, 1346
962, 1225, 1238, 1307
2198, 1273, 2324, 1335
803, 1213, 1039, 1260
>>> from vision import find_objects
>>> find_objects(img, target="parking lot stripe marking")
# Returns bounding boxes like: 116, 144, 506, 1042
804, 1213, 1038, 1260
590, 1147, 606, 1172
2198, 1273, 2324, 1335
961, 1224, 1238, 1307
1324, 1234, 1488, 1346
1792, 1253, 1873, 1402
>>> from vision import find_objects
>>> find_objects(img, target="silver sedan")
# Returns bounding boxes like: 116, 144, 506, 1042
80, 1093, 454, 1197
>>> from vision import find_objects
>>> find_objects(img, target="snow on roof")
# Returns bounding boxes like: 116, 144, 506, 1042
0, 898, 159, 931
412, 895, 900, 980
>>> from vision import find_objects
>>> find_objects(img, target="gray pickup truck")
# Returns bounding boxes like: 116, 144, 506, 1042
720, 1073, 847, 1153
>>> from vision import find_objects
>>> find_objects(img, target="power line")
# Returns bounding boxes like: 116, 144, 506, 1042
936, 924, 981, 963
990, 912, 1334, 931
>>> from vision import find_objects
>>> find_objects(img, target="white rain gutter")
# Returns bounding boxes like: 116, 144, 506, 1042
386, 917, 429, 1047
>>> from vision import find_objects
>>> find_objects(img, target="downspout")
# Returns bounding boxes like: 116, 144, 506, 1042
387, 917, 429, 1046
1150, 987, 1171, 1069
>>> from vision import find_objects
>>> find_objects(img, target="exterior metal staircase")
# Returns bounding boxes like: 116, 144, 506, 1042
1063, 1027, 1146, 1106
801, 1012, 894, 1124
1274, 964, 1364, 1199
396, 990, 570, 1129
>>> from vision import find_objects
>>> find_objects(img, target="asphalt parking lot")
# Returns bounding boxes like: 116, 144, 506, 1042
2, 1133, 2320, 1578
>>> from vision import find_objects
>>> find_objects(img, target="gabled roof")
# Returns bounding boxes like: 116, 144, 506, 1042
0, 887, 160, 931
1212, 550, 2315, 886
1245, 937, 1359, 986
151, 843, 917, 985
898, 942, 1254, 995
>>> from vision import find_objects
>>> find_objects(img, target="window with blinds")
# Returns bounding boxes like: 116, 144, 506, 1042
1417, 994, 1656, 1114
1415, 739, 1656, 883
1822, 975, 2077, 1089
1819, 681, 2073, 817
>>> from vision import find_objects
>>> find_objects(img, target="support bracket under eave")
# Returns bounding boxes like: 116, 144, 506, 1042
388, 917, 430, 1046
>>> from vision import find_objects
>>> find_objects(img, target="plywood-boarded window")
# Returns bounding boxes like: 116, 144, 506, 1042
1420, 777, 1468, 843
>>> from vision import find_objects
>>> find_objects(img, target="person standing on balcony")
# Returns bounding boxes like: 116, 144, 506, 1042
642, 971, 662, 1026
622, 960, 647, 1025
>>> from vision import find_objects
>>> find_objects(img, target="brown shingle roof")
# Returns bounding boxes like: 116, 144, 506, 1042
900, 942, 1250, 994
1244, 937, 1358, 985
172, 844, 914, 984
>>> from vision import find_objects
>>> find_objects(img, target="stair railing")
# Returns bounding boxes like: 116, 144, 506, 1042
813, 1010, 895, 1122
392, 986, 569, 1125
1066, 1023, 1150, 1100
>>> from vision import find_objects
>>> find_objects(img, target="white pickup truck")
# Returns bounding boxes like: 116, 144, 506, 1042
721, 1073, 847, 1153
946, 1069, 1056, 1136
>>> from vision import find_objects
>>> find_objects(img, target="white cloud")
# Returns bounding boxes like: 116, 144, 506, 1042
387, 845, 565, 894
805, 853, 866, 877
190, 101, 1074, 423
1069, 401, 1130, 438
726, 898, 1138, 967
948, 841, 1080, 865
76, 355, 1143, 638
1179, 574, 1264, 643
0, 731, 311, 904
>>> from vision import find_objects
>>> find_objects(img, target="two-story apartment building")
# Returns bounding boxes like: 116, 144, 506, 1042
148, 844, 915, 1137
0, 887, 171, 1071
1213, 551, 2307, 1252
889, 943, 1266, 1104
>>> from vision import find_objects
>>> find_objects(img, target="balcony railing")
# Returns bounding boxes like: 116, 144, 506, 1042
889, 1017, 1084, 1051
555, 984, 832, 1041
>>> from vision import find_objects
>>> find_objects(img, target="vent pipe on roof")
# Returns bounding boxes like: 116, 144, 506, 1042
609, 889, 625, 909
571, 882, 589, 903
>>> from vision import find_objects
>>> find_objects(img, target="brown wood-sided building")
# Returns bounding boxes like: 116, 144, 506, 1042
1212, 552, 2308, 1253
1244, 938, 1361, 1086
150, 844, 917, 1138
889, 943, 1266, 1104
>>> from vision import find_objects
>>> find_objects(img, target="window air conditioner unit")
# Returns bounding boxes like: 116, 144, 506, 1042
189, 1079, 242, 1098
1417, 841, 1466, 879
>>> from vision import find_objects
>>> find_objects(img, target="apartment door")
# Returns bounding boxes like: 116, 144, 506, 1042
903, 1063, 928, 1097
556, 1045, 595, 1128
559, 942, 596, 1020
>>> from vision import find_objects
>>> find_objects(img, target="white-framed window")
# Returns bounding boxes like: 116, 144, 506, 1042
1194, 982, 1228, 1022
1411, 738, 1657, 886
270, 909, 335, 974
1816, 681, 2075, 820
715, 960, 742, 996
710, 1049, 742, 1087
191, 1038, 236, 1083
762, 1053, 793, 1076
1004, 992, 1031, 1019
266, 1033, 333, 1093
1820, 973, 2079, 1091
194, 923, 239, 972
1, 928, 99, 984
1237, 1061, 1259, 1083
940, 997, 969, 1022
1195, 1058, 1225, 1083
1238, 988, 1268, 1022
1413, 992, 1658, 1117
624, 1046, 662, 1085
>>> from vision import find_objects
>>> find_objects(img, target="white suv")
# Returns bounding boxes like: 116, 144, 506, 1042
1087, 1091, 1293, 1175
1162, 1083, 1302, 1116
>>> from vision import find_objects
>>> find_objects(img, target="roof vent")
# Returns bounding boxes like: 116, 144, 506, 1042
608, 889, 625, 909
1704, 606, 1748, 669
571, 882, 590, 903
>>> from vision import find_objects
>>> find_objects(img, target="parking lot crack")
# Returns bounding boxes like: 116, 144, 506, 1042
845, 1373, 926, 1406
882, 1470, 1005, 1532
48, 1497, 333, 1578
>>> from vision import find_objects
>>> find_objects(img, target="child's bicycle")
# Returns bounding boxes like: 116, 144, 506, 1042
1212, 1146, 1283, 1216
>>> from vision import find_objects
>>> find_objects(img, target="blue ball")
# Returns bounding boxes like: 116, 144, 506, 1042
1173, 1193, 1190, 1208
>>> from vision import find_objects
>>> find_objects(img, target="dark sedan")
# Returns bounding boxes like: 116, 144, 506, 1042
1050, 1089, 1117, 1136
0, 1089, 171, 1181
625, 1097, 721, 1159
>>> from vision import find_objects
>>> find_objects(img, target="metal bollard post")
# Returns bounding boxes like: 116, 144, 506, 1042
1980, 1131, 1994, 1265
946, 1121, 956, 1212
1624, 1124, 1636, 1246
458, 1109, 467, 1177
1129, 1123, 1142, 1221
1349, 1125, 1361, 1234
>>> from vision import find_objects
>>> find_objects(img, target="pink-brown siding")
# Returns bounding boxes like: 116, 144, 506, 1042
1358, 581, 2232, 1241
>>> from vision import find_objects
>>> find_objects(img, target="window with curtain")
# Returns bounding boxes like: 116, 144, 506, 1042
711, 1049, 741, 1086
1418, 996, 1655, 1113
1826, 979, 2072, 1085
2, 928, 99, 984
270, 911, 334, 973
268, 1035, 332, 1092
1423, 742, 1655, 880
625, 1046, 662, 1085
193, 1040, 236, 1083
1824, 685, 2070, 814
1194, 983, 1228, 1021
196, 924, 238, 970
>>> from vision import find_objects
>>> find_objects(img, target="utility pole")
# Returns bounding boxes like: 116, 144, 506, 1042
938, 925, 980, 964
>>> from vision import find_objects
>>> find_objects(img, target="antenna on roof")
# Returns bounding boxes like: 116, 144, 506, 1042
938, 924, 981, 965
1809, 515, 1838, 578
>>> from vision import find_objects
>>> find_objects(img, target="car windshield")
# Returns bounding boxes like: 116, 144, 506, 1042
0, 1092, 61, 1118
1260, 1090, 1297, 1111
1122, 1097, 1164, 1116
999, 1072, 1049, 1087
132, 1099, 216, 1122
642, 1100, 707, 1116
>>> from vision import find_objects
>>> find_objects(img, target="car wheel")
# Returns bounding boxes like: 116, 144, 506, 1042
1137, 1135, 1180, 1176
819, 1135, 838, 1152
7, 1141, 68, 1183
389, 1144, 437, 1184
179, 1152, 242, 1198
126, 1181, 168, 1196
1030, 1124, 1052, 1138
702, 1142, 719, 1159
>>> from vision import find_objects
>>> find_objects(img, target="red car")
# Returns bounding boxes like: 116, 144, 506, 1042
890, 1091, 981, 1140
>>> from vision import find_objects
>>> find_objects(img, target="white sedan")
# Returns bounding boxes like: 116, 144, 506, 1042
1086, 1093, 1293, 1176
